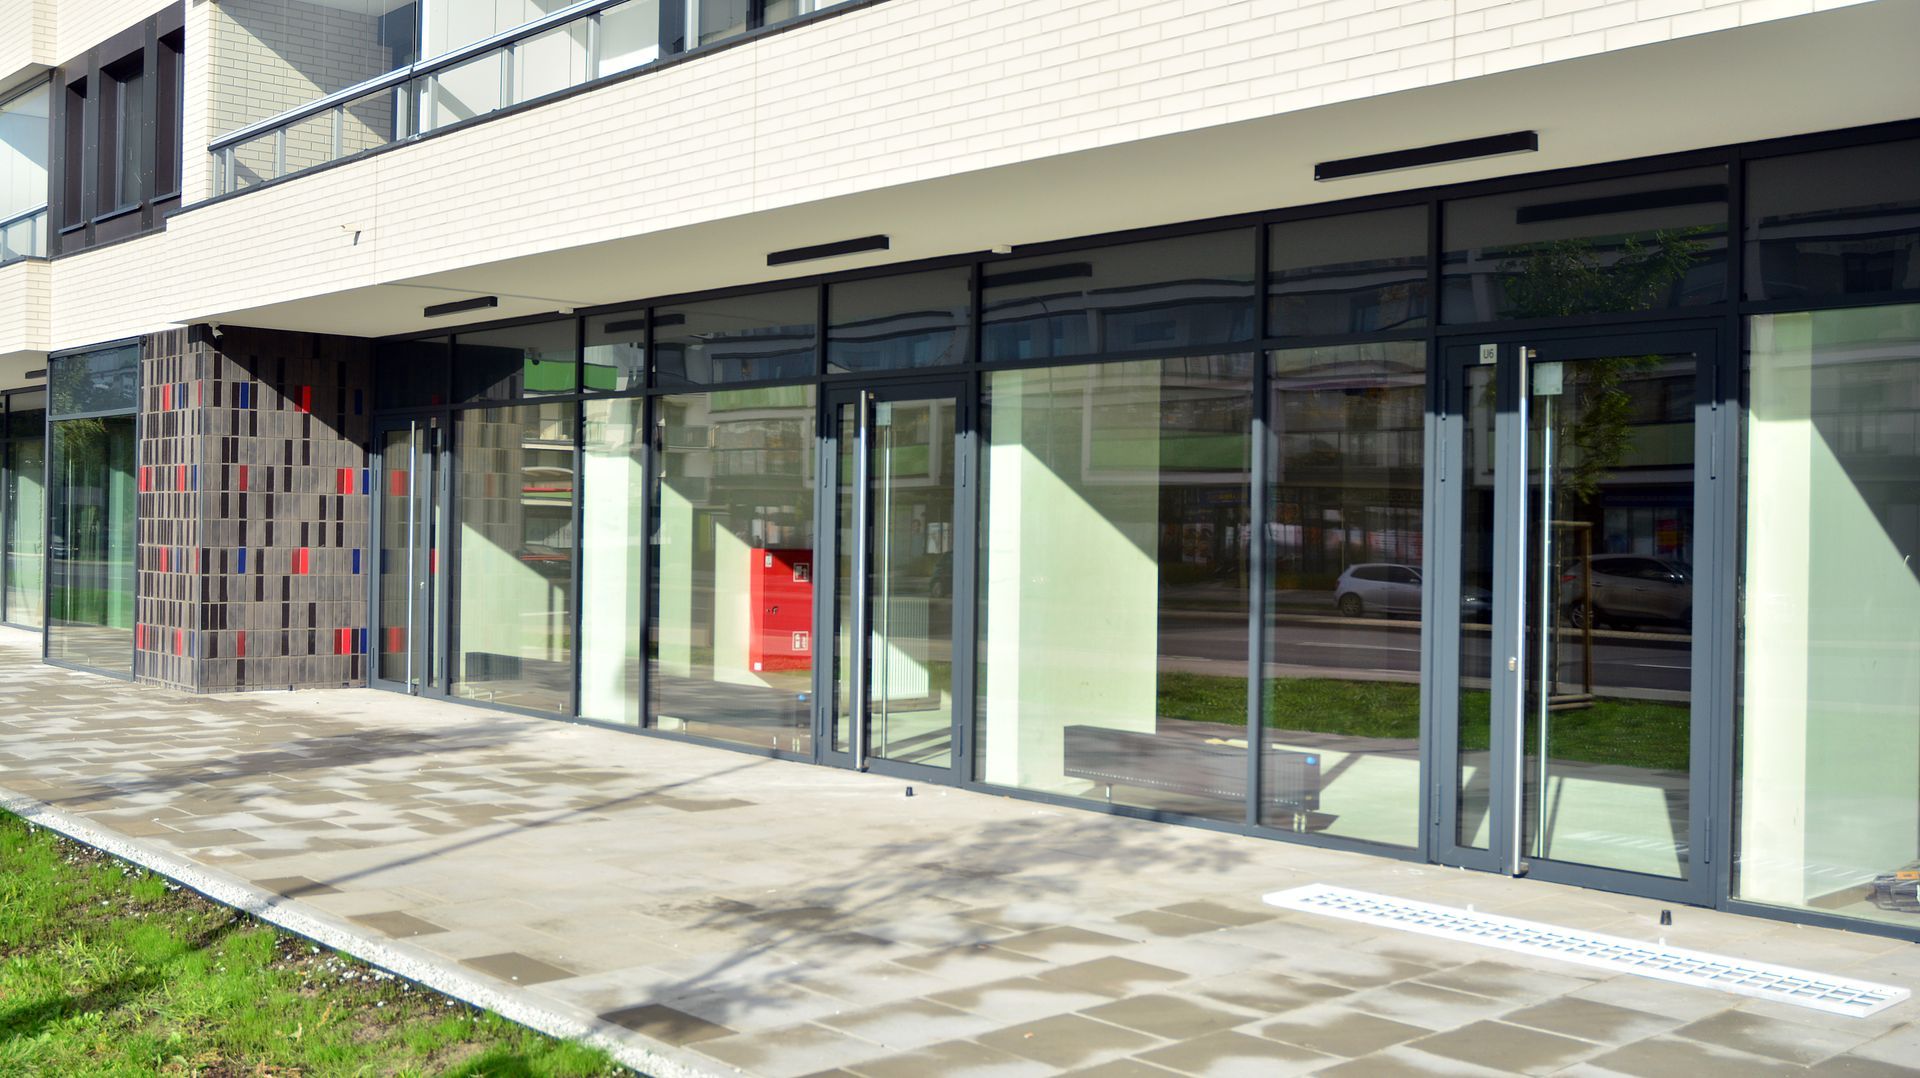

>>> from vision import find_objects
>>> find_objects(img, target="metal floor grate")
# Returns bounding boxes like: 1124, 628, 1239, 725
1265, 884, 1908, 1018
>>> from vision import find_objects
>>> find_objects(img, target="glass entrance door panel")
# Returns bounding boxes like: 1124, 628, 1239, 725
1439, 332, 1714, 902
1521, 351, 1697, 879
376, 420, 444, 693
832, 386, 962, 774
1456, 364, 1498, 853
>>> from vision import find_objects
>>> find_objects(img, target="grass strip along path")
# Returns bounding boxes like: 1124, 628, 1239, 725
0, 812, 624, 1077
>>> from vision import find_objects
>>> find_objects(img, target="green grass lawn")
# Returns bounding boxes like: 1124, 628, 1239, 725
1157, 672, 1691, 772
0, 814, 623, 1077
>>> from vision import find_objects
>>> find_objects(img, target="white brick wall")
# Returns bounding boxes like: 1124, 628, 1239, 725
0, 0, 56, 88
37, 0, 1908, 348
0, 257, 51, 357
55, 0, 176, 64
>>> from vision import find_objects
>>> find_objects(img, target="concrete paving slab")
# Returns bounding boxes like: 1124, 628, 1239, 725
0, 630, 1915, 1077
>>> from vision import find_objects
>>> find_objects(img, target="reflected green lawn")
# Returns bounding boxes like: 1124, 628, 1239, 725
1156, 672, 1690, 772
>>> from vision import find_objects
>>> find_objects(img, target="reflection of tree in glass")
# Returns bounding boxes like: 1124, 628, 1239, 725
1503, 228, 1709, 501
1502, 227, 1710, 319
53, 418, 115, 624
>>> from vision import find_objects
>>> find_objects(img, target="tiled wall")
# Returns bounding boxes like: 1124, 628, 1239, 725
137, 326, 373, 692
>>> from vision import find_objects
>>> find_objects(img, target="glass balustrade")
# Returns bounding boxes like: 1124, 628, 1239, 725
208, 0, 853, 194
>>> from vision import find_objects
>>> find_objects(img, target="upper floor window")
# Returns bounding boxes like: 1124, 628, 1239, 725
51, 4, 186, 256
100, 55, 146, 215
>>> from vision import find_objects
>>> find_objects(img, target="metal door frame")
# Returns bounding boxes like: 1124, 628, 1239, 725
1431, 322, 1724, 906
369, 413, 450, 698
815, 375, 975, 784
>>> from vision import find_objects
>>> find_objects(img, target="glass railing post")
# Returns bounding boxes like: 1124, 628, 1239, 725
274, 128, 287, 180
332, 105, 345, 160
224, 146, 237, 194
398, 80, 415, 140
586, 14, 603, 82
501, 43, 516, 109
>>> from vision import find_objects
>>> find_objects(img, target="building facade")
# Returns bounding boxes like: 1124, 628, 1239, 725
0, 0, 1917, 939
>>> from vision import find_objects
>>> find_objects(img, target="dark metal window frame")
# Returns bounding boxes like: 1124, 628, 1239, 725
357, 116, 1920, 941
48, 4, 186, 258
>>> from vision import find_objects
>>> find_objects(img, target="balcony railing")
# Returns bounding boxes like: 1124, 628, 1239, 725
208, 0, 663, 195
0, 205, 48, 265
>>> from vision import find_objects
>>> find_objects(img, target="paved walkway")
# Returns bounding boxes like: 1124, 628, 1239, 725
1, 630, 1916, 1077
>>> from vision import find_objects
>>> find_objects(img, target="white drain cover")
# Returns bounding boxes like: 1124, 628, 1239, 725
1265, 884, 1907, 1018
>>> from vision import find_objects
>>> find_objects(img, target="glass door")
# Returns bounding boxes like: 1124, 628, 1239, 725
374, 417, 447, 694
822, 381, 970, 779
1435, 330, 1719, 903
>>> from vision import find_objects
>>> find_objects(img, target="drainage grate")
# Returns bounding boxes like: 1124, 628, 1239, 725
1265, 884, 1908, 1018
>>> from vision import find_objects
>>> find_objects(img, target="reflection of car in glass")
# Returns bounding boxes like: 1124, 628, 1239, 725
1335, 563, 1489, 619
1561, 554, 1691, 629
1335, 563, 1420, 617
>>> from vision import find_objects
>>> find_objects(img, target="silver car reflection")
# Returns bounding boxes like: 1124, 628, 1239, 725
1560, 554, 1691, 629
1334, 563, 1490, 619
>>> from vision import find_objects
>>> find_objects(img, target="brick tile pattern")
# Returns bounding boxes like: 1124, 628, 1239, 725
135, 326, 373, 692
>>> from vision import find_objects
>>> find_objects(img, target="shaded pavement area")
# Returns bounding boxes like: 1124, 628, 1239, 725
1, 630, 1917, 1076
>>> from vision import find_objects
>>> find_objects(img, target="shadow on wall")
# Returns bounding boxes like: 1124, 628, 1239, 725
214, 0, 415, 183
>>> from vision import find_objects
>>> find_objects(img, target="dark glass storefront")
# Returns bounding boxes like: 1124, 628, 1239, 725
362, 122, 1920, 938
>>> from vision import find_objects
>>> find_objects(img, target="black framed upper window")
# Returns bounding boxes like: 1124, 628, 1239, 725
981, 230, 1256, 363
374, 336, 450, 410
828, 267, 972, 373
1745, 138, 1920, 303
50, 343, 139, 416
1268, 206, 1430, 338
585, 312, 648, 393
455, 320, 580, 403
1442, 166, 1729, 323
654, 288, 818, 387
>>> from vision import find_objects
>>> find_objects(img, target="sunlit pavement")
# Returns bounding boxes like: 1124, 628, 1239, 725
1, 628, 1915, 1077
